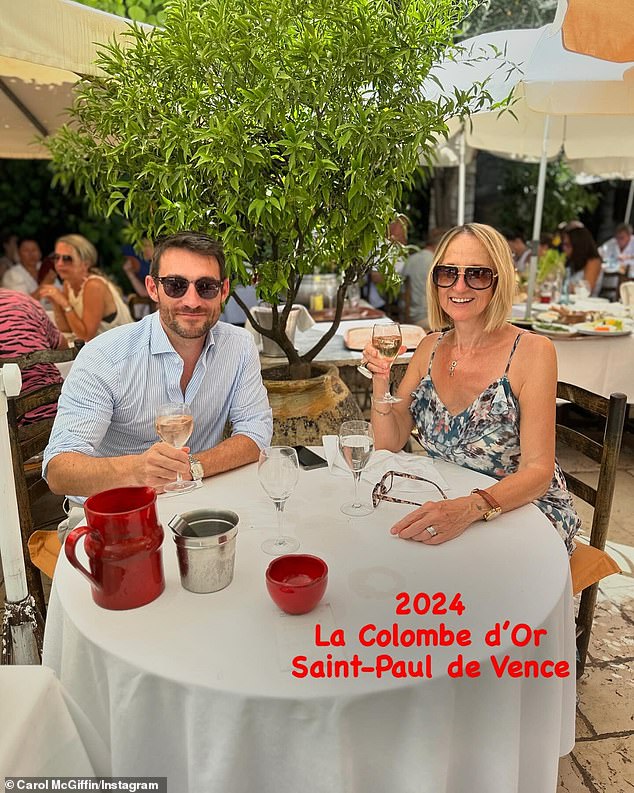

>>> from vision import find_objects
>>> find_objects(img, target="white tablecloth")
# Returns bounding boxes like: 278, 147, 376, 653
0, 665, 108, 778
43, 458, 575, 793
553, 334, 634, 402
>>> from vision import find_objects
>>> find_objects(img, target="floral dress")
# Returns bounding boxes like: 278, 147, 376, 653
410, 332, 580, 554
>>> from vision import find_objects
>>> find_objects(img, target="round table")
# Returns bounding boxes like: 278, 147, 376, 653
43, 456, 575, 793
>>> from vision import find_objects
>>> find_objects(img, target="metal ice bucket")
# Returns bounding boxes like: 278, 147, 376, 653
169, 509, 238, 594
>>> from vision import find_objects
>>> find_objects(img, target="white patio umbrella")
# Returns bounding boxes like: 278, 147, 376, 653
428, 3, 634, 315
0, 0, 145, 664
0, 0, 149, 158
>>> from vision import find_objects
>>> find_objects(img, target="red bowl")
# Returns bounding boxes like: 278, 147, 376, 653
265, 554, 328, 615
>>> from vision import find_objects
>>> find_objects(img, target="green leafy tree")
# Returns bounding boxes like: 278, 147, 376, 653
496, 158, 600, 235
48, 0, 499, 377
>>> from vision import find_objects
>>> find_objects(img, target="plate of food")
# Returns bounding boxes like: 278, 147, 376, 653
532, 322, 579, 339
343, 324, 426, 351
574, 319, 632, 337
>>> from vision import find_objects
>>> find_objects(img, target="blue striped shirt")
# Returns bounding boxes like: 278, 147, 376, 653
43, 313, 272, 479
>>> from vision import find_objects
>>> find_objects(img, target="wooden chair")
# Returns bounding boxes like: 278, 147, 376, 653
556, 382, 627, 677
128, 295, 156, 320
4, 347, 78, 618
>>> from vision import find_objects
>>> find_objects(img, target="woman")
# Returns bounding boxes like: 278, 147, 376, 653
362, 223, 580, 554
39, 234, 133, 342
562, 226, 602, 296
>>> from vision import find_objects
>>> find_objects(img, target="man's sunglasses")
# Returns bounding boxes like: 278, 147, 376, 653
154, 275, 223, 299
432, 265, 498, 290
371, 471, 448, 509
52, 253, 74, 263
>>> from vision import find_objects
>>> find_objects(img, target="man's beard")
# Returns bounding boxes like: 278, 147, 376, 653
159, 305, 217, 339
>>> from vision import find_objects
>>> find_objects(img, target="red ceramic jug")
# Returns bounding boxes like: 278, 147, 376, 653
65, 487, 165, 610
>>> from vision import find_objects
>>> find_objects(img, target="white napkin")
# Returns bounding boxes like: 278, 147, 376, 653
321, 436, 449, 492
245, 304, 315, 350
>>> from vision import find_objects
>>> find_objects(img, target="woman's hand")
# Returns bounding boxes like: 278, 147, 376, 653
390, 495, 480, 545
38, 285, 68, 308
360, 340, 407, 379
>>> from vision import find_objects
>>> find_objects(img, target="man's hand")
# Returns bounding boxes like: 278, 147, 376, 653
137, 442, 191, 492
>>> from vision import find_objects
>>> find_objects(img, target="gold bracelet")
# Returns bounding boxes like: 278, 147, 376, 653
371, 398, 392, 416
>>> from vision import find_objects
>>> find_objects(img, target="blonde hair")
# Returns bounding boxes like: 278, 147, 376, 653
426, 223, 516, 333
56, 234, 98, 268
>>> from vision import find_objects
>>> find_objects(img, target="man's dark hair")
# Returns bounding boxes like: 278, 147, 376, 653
501, 228, 526, 243
17, 236, 40, 249
151, 231, 225, 279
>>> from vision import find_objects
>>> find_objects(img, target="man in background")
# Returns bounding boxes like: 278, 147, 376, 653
401, 227, 446, 329
503, 229, 531, 274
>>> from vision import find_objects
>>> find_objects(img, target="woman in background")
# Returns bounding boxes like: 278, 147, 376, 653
39, 234, 133, 342
561, 226, 603, 296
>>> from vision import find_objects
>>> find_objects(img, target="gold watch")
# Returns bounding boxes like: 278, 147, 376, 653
471, 488, 502, 521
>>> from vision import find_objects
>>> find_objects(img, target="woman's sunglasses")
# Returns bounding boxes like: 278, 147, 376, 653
372, 471, 448, 509
52, 253, 74, 263
432, 265, 498, 290
154, 275, 223, 300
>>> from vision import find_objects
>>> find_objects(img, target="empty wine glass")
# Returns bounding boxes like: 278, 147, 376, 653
338, 420, 374, 516
258, 446, 300, 555
155, 402, 196, 493
372, 322, 403, 403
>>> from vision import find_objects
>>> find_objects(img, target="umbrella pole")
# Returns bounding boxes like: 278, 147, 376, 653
457, 128, 466, 226
525, 115, 551, 321
625, 179, 634, 224
0, 364, 43, 664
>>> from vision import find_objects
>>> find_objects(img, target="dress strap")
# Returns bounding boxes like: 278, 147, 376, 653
427, 332, 446, 376
503, 332, 524, 376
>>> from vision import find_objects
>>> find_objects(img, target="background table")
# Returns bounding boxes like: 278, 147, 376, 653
0, 665, 108, 777
43, 458, 575, 793
553, 334, 634, 402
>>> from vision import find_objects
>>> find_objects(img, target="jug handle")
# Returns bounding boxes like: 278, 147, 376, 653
65, 525, 101, 589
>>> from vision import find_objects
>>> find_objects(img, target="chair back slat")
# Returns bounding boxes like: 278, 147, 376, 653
561, 472, 597, 507
1, 347, 77, 368
555, 425, 603, 463
12, 384, 63, 423
556, 381, 610, 417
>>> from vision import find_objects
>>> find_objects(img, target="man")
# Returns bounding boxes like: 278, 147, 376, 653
503, 229, 531, 274
401, 227, 446, 328
44, 231, 273, 498
614, 223, 634, 277
367, 215, 408, 310
0, 289, 67, 424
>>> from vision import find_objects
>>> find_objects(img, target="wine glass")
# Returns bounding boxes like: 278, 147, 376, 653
372, 322, 403, 403
155, 402, 196, 493
258, 446, 300, 555
338, 420, 374, 517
